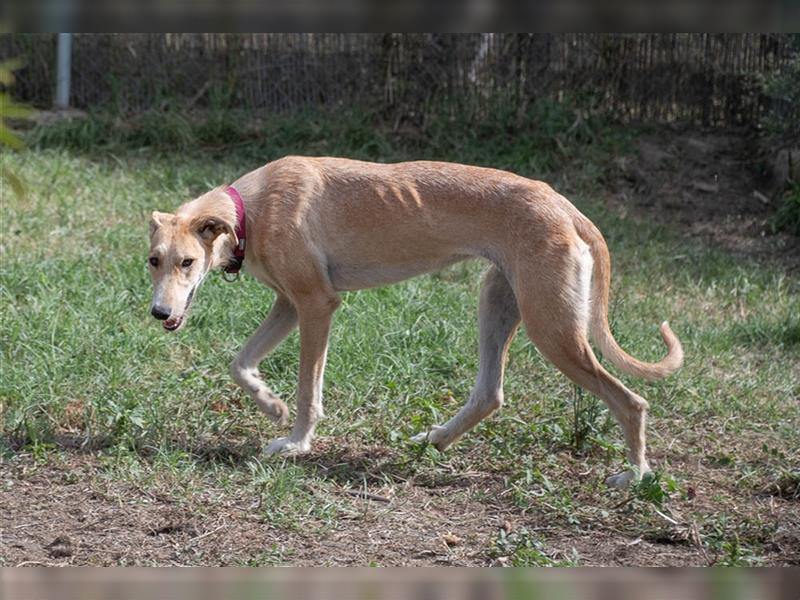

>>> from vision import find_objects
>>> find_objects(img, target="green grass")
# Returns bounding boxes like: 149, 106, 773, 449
1, 107, 798, 565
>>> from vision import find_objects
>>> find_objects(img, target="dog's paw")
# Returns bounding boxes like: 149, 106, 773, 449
254, 392, 289, 427
410, 425, 450, 451
605, 469, 639, 489
264, 436, 311, 456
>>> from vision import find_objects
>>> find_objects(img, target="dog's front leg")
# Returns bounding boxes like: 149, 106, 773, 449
265, 292, 339, 456
231, 294, 298, 426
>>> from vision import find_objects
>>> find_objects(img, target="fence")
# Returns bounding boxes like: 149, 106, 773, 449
2, 33, 796, 126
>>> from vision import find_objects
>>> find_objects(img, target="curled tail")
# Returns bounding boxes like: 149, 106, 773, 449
574, 216, 684, 381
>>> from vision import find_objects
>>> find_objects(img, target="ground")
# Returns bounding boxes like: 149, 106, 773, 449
609, 127, 800, 270
1, 115, 798, 566
2, 431, 798, 566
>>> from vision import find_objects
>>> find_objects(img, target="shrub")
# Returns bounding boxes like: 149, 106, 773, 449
773, 182, 800, 235
0, 58, 32, 198
761, 35, 800, 234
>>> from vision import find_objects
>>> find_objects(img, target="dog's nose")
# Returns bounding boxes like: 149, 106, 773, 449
151, 305, 171, 320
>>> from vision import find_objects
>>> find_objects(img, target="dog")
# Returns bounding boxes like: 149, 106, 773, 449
147, 156, 683, 487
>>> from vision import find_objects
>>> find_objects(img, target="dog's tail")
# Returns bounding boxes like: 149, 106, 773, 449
574, 215, 683, 381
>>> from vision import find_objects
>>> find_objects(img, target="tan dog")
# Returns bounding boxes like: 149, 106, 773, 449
147, 157, 683, 487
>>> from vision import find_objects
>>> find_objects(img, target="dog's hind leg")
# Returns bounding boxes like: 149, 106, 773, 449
528, 328, 651, 488
412, 266, 521, 450
515, 245, 651, 488
230, 294, 297, 426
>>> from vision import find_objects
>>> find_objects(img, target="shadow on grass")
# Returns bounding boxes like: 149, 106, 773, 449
160, 440, 263, 466
2, 433, 115, 454
1, 432, 262, 467
289, 441, 502, 491
727, 315, 800, 348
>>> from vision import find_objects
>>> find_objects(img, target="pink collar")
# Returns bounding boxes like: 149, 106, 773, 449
223, 185, 247, 274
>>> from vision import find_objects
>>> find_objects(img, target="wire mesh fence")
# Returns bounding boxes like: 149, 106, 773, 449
2, 33, 796, 126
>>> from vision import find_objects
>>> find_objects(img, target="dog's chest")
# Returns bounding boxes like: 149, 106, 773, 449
243, 259, 284, 293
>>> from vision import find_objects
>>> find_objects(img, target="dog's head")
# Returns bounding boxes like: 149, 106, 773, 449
147, 208, 236, 332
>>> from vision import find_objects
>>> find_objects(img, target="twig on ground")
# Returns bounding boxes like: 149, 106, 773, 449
185, 524, 226, 546
612, 495, 636, 510
653, 508, 679, 525
344, 489, 392, 503
690, 521, 712, 566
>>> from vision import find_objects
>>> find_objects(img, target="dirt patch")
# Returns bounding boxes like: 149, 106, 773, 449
609, 127, 800, 270
2, 435, 798, 566
0, 449, 500, 567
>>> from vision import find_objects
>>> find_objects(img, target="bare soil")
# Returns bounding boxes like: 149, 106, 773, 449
2, 429, 798, 566
608, 126, 800, 270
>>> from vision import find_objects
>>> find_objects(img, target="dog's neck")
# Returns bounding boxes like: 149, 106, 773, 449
223, 186, 247, 274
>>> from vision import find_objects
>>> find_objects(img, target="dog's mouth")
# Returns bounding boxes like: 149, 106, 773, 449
162, 287, 195, 332
163, 316, 184, 331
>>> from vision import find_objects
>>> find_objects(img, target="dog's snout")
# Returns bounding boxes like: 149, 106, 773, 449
151, 305, 171, 320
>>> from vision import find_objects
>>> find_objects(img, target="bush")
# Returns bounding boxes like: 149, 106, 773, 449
24, 97, 621, 183
0, 58, 32, 199
773, 182, 800, 235
761, 35, 800, 234
761, 36, 800, 146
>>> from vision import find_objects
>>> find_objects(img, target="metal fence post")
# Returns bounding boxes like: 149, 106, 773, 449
55, 33, 72, 109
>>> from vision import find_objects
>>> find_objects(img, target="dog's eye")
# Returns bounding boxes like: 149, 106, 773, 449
181, 258, 194, 268
148, 257, 159, 267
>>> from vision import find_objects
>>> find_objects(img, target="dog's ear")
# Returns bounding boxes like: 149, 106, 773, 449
192, 216, 237, 245
149, 211, 171, 237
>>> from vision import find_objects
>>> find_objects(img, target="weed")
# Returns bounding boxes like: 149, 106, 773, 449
490, 527, 579, 566
239, 543, 292, 566
701, 514, 766, 566
570, 385, 614, 454
631, 471, 679, 509
247, 458, 337, 530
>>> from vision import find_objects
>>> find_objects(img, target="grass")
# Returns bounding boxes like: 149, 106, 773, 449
1, 106, 798, 566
